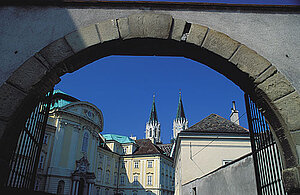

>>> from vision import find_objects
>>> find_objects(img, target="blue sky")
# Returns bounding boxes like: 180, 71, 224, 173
56, 56, 248, 143
55, 0, 299, 143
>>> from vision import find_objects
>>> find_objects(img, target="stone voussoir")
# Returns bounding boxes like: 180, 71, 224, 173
117, 13, 173, 39
65, 24, 101, 53
0, 120, 8, 140
96, 19, 119, 43
171, 19, 186, 41
202, 29, 240, 59
0, 83, 27, 119
282, 166, 300, 193
39, 38, 74, 68
254, 65, 277, 85
274, 91, 300, 132
229, 45, 271, 80
256, 72, 295, 102
186, 23, 208, 46
7, 56, 48, 93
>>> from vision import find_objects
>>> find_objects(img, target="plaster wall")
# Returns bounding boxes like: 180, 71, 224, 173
182, 155, 257, 195
178, 136, 251, 186
0, 6, 300, 92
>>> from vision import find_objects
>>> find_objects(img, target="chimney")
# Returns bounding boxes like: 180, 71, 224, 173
230, 101, 239, 125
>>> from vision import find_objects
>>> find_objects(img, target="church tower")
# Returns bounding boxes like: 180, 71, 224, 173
145, 94, 161, 144
173, 92, 188, 139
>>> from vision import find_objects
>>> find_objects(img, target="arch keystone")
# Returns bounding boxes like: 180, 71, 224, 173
117, 13, 173, 39
96, 19, 119, 43
229, 45, 271, 80
65, 24, 100, 53
202, 29, 240, 59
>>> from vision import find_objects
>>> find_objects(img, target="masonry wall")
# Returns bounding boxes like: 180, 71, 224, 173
182, 155, 257, 195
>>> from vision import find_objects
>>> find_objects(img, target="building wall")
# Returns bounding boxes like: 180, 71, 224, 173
182, 155, 257, 195
36, 102, 175, 195
174, 135, 251, 194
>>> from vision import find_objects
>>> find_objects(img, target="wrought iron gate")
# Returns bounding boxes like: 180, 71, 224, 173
245, 94, 286, 195
6, 90, 53, 190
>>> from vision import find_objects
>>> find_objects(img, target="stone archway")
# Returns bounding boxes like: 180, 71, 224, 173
0, 13, 299, 192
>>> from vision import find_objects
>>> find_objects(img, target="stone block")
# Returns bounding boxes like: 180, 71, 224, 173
186, 24, 208, 46
291, 131, 300, 145
96, 19, 119, 43
118, 13, 173, 39
65, 24, 101, 53
282, 166, 300, 193
0, 83, 26, 119
7, 57, 48, 93
274, 91, 300, 131
39, 38, 74, 68
117, 17, 130, 38
171, 19, 186, 41
202, 29, 240, 59
229, 45, 271, 79
256, 72, 295, 101
254, 65, 277, 84
0, 120, 7, 140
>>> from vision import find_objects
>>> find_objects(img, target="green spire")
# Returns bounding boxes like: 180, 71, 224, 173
176, 91, 186, 119
149, 93, 158, 122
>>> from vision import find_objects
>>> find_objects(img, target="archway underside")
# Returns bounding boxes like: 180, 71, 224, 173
0, 13, 300, 192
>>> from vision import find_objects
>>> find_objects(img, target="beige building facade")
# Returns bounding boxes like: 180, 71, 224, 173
35, 90, 174, 195
173, 114, 251, 195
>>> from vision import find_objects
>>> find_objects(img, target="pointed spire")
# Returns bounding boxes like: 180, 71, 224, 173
149, 93, 158, 122
176, 90, 186, 120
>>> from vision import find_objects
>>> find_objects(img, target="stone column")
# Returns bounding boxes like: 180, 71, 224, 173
72, 176, 80, 195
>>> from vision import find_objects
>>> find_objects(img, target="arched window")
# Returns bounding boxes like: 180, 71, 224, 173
56, 180, 65, 195
82, 132, 89, 153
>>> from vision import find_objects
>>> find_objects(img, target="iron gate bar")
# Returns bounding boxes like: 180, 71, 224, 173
244, 94, 286, 195
6, 89, 53, 190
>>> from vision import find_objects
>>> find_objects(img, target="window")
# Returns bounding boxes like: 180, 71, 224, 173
105, 189, 109, 195
43, 134, 48, 144
123, 147, 127, 154
161, 175, 164, 185
122, 162, 126, 168
57, 180, 65, 195
115, 161, 118, 169
98, 169, 102, 181
192, 187, 197, 195
147, 175, 152, 185
38, 155, 44, 169
133, 193, 138, 195
34, 180, 39, 191
114, 174, 117, 185
120, 175, 125, 185
148, 161, 153, 168
222, 160, 232, 165
105, 172, 110, 183
133, 175, 138, 185
134, 161, 139, 169
82, 132, 89, 153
